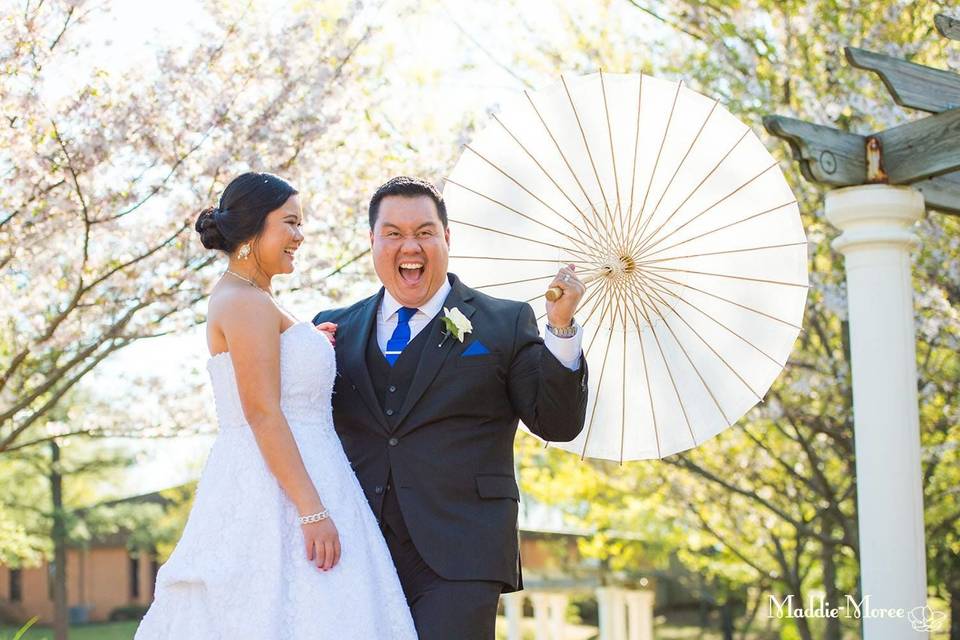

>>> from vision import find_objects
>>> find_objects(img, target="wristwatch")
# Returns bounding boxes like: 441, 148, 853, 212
546, 318, 578, 338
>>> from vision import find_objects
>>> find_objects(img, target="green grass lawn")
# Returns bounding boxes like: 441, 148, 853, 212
0, 622, 138, 640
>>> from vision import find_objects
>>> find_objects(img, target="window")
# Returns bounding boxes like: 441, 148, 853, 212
150, 558, 159, 597
9, 569, 22, 602
129, 554, 140, 599
47, 562, 55, 600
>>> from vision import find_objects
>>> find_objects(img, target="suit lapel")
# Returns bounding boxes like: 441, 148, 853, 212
338, 289, 391, 435
393, 275, 476, 431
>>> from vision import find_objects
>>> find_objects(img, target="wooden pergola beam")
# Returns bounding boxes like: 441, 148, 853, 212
915, 173, 960, 216
763, 14, 960, 216
763, 114, 960, 215
875, 108, 960, 183
845, 47, 960, 113
762, 116, 864, 186
935, 14, 960, 41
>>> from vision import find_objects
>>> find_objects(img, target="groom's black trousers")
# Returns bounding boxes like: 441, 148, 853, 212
380, 475, 503, 640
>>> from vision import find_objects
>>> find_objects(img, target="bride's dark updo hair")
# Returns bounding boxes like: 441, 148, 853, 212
195, 172, 298, 253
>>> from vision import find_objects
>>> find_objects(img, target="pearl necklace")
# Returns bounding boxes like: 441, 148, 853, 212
223, 270, 299, 322
225, 269, 272, 296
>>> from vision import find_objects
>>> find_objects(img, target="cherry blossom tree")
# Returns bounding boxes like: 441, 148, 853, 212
0, 0, 459, 455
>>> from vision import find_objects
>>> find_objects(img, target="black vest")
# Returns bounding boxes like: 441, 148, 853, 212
365, 314, 436, 430
364, 312, 438, 539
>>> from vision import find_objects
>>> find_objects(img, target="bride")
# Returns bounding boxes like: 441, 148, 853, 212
135, 172, 417, 639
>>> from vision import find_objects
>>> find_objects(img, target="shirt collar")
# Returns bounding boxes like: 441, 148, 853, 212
381, 276, 452, 322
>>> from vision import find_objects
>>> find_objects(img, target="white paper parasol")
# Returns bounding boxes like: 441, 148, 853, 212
443, 72, 808, 462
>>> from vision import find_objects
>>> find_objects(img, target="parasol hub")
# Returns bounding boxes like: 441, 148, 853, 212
596, 254, 636, 280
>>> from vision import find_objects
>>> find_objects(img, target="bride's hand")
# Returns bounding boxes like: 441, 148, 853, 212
315, 322, 337, 347
303, 517, 341, 571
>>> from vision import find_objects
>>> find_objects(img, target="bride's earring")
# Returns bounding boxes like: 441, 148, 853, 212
237, 243, 251, 260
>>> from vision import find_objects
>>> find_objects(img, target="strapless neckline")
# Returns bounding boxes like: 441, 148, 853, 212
207, 320, 313, 365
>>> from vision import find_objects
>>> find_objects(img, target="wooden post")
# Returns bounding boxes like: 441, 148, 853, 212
502, 591, 524, 640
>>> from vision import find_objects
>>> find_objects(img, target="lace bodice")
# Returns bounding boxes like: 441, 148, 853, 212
206, 321, 336, 430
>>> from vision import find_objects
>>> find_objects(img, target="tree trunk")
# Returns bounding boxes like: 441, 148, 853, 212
822, 540, 842, 640
698, 573, 709, 632
949, 574, 960, 640
50, 440, 68, 640
792, 584, 813, 640
720, 597, 734, 640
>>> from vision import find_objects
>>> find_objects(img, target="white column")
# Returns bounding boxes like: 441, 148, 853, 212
548, 593, 569, 639
597, 587, 615, 640
502, 592, 525, 640
624, 590, 654, 640
530, 592, 552, 640
597, 587, 628, 640
825, 184, 928, 639
612, 589, 627, 640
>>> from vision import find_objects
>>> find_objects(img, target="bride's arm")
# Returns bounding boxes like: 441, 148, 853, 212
219, 290, 340, 570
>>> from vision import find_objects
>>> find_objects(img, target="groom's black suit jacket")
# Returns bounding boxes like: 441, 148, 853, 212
313, 273, 588, 591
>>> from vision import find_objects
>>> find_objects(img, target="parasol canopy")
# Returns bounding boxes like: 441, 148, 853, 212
444, 72, 808, 462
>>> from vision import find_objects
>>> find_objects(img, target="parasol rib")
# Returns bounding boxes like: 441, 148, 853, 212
626, 73, 644, 239
636, 240, 809, 266
581, 283, 615, 349
643, 268, 803, 331
643, 276, 786, 368
631, 278, 736, 424
629, 80, 684, 252
451, 255, 592, 266
629, 99, 720, 256
561, 75, 620, 247
638, 278, 765, 401
622, 288, 664, 458
488, 114, 609, 248
476, 267, 606, 292
448, 218, 602, 262
619, 300, 628, 465
630, 127, 751, 256
524, 90, 620, 252
445, 176, 601, 253
639, 200, 797, 260
578, 286, 622, 460
641, 264, 810, 289
636, 158, 778, 258
475, 273, 573, 290
599, 70, 627, 250
456, 148, 605, 255
631, 282, 701, 447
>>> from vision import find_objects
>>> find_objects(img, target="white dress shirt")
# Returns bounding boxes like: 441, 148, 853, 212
377, 277, 583, 371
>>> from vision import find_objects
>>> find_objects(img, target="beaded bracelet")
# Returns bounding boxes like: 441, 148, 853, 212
297, 509, 330, 525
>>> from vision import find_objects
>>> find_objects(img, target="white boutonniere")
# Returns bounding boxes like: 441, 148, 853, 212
438, 306, 472, 347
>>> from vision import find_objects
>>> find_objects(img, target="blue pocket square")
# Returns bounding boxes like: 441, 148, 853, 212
462, 340, 491, 356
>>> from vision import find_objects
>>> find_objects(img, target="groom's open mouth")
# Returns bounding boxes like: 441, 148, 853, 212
398, 261, 425, 285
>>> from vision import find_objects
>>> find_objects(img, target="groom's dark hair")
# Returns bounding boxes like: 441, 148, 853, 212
368, 176, 448, 230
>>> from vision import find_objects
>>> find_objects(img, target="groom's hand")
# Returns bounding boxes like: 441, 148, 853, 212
315, 322, 337, 347
545, 264, 584, 328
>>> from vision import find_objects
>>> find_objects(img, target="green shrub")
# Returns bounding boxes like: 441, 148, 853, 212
107, 605, 148, 622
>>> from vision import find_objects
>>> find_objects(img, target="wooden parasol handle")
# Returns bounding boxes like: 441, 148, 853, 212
545, 272, 602, 301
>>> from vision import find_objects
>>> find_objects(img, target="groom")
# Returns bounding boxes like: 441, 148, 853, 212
313, 176, 589, 639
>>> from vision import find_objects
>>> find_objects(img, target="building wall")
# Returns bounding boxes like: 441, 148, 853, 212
0, 535, 570, 625
0, 548, 154, 625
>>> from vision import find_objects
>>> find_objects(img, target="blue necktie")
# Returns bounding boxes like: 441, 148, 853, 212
385, 307, 418, 366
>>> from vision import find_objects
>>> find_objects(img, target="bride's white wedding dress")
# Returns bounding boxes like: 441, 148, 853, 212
135, 321, 417, 640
